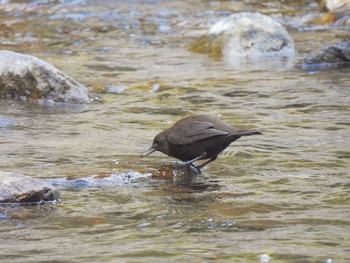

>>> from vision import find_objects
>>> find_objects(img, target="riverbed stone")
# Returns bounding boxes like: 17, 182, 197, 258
0, 171, 60, 203
188, 12, 295, 64
0, 116, 16, 128
315, 2, 350, 25
322, 0, 350, 11
296, 39, 350, 69
0, 50, 89, 103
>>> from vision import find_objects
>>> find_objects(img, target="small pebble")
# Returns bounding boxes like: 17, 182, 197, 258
260, 254, 271, 263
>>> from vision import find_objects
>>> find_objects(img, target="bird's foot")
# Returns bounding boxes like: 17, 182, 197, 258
181, 153, 208, 174
188, 163, 202, 174
180, 161, 202, 174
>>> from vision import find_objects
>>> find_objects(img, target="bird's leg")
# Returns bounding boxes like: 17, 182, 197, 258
182, 152, 207, 173
183, 152, 207, 166
196, 156, 217, 170
184, 152, 207, 173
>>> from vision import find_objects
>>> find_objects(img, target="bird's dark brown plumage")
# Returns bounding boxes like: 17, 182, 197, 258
141, 115, 261, 171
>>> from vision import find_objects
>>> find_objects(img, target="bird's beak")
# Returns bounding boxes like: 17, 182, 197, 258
140, 147, 157, 157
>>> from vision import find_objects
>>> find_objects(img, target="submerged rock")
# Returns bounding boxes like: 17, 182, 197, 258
0, 171, 60, 203
188, 12, 295, 66
0, 116, 16, 128
296, 39, 350, 69
315, 2, 350, 25
46, 172, 151, 188
150, 163, 200, 179
322, 0, 350, 11
0, 50, 89, 103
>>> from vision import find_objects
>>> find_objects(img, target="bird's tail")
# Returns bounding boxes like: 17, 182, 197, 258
234, 129, 262, 136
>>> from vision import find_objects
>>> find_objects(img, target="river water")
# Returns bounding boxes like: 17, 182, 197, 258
0, 0, 350, 262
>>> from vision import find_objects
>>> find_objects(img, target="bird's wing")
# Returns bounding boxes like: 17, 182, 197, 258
167, 121, 228, 145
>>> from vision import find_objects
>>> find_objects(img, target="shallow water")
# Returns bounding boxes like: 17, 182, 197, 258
1, 0, 350, 262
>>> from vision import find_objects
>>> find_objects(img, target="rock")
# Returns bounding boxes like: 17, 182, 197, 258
149, 163, 200, 179
0, 171, 60, 203
330, 5, 350, 25
296, 39, 350, 69
322, 0, 350, 11
0, 50, 89, 103
188, 12, 295, 66
315, 3, 350, 25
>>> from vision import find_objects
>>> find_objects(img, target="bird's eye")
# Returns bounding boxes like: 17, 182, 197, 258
153, 138, 160, 146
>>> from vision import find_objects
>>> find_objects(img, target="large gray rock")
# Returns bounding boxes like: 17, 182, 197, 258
0, 171, 60, 203
188, 12, 295, 65
296, 39, 350, 69
0, 50, 89, 103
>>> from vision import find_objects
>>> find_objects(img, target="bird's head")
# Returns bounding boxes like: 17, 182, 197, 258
140, 130, 169, 157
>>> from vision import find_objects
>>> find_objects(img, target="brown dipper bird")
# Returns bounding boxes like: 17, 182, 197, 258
141, 115, 261, 171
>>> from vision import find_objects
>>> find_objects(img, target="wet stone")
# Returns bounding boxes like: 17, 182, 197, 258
150, 163, 200, 179
0, 50, 90, 103
314, 3, 350, 26
296, 38, 350, 69
0, 171, 60, 204
322, 0, 350, 11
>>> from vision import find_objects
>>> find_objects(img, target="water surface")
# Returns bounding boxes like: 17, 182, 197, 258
0, 0, 349, 262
